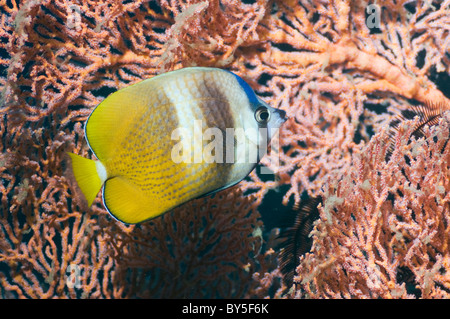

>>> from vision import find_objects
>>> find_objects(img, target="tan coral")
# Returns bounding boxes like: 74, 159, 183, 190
293, 114, 450, 298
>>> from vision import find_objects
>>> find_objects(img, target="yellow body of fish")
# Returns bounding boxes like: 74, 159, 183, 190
69, 67, 286, 224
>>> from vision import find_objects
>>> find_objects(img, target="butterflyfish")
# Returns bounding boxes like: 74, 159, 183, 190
68, 67, 287, 224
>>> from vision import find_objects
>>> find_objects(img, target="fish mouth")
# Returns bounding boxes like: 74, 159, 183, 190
274, 108, 288, 126
266, 108, 288, 139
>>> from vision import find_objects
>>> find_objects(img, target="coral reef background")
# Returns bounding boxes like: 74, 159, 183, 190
0, 0, 450, 298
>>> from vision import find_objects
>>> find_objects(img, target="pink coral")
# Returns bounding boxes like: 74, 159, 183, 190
0, 0, 266, 298
293, 113, 450, 298
0, 0, 449, 299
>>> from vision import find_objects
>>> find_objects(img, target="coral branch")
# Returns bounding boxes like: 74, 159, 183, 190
1, 0, 449, 299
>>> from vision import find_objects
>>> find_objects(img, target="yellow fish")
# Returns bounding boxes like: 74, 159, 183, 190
68, 67, 287, 224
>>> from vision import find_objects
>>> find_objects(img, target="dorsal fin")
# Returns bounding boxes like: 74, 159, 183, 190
85, 80, 155, 161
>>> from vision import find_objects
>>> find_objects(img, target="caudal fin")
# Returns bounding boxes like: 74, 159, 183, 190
67, 152, 107, 206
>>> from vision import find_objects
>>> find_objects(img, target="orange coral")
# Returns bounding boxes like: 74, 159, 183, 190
238, 0, 450, 205
0, 0, 266, 298
0, 0, 449, 299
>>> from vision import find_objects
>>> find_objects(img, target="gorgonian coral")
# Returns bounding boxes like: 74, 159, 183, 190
0, 0, 267, 298
0, 0, 449, 298
291, 114, 450, 298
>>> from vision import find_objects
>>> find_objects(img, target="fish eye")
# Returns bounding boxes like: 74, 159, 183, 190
255, 106, 270, 124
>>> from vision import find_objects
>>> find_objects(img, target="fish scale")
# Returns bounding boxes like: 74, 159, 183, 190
68, 67, 287, 224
